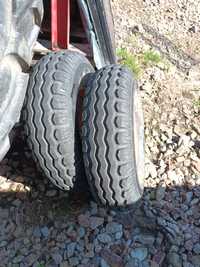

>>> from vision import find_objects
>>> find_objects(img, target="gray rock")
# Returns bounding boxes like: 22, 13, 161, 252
156, 186, 166, 201
155, 232, 164, 247
100, 258, 111, 267
57, 233, 67, 243
95, 243, 102, 253
23, 238, 30, 245
67, 242, 76, 258
76, 243, 84, 253
12, 199, 21, 207
46, 189, 57, 197
115, 231, 123, 240
125, 258, 141, 267
185, 192, 193, 203
190, 255, 200, 266
0, 241, 8, 248
92, 256, 101, 266
190, 198, 199, 206
12, 255, 24, 263
136, 234, 155, 246
142, 261, 150, 267
0, 209, 9, 219
38, 183, 46, 192
20, 247, 29, 256
193, 243, 200, 254
97, 233, 112, 244
52, 253, 63, 264
106, 222, 123, 234
90, 216, 104, 230
183, 262, 194, 267
77, 227, 85, 239
101, 248, 123, 267
32, 262, 41, 267
33, 227, 41, 238
82, 258, 89, 265
185, 239, 193, 251
170, 245, 179, 253
98, 208, 108, 217
152, 251, 166, 266
69, 257, 79, 266
24, 253, 40, 266
13, 228, 24, 238
130, 247, 148, 261
110, 210, 117, 217
66, 225, 74, 235
5, 221, 16, 235
167, 252, 182, 267
78, 214, 90, 228
60, 262, 69, 267
41, 226, 49, 238
90, 201, 98, 215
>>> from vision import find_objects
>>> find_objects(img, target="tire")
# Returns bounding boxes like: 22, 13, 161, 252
0, 1, 43, 161
23, 51, 94, 190
82, 65, 145, 208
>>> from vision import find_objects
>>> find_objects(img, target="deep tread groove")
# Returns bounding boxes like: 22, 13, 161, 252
104, 67, 117, 205
94, 71, 108, 204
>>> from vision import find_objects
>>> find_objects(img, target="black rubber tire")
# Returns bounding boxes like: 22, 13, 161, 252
23, 51, 94, 190
82, 65, 145, 208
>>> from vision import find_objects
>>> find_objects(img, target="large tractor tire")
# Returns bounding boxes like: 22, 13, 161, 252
23, 51, 94, 190
82, 65, 145, 208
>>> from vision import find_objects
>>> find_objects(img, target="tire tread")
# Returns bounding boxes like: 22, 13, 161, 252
82, 65, 143, 207
24, 51, 93, 189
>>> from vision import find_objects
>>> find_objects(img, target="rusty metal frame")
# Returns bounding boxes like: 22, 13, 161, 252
51, 0, 70, 50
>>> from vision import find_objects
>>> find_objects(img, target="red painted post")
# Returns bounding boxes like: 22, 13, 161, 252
51, 0, 70, 50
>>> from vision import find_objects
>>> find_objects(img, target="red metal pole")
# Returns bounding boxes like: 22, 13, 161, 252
51, 0, 70, 50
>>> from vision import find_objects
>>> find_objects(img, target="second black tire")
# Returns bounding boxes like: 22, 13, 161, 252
23, 51, 94, 190
82, 65, 145, 208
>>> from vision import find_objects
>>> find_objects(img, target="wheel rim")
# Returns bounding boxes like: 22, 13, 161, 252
133, 87, 145, 192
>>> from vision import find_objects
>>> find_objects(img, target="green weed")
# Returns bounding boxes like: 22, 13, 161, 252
143, 50, 161, 65
117, 48, 141, 77
117, 45, 167, 76
193, 99, 200, 108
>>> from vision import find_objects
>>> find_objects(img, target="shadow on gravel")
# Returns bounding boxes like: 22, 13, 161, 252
133, 24, 200, 72
0, 134, 92, 225
0, 131, 200, 266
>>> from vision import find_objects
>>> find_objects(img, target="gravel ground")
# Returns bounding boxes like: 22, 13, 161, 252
0, 1, 200, 266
